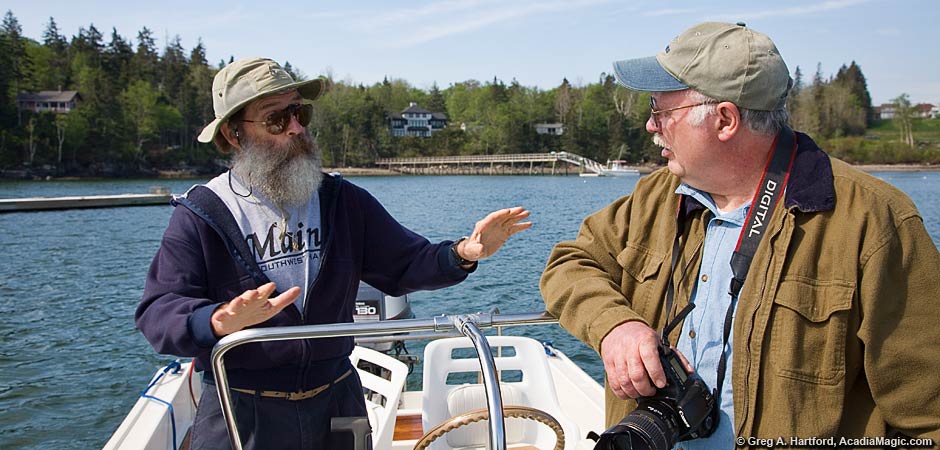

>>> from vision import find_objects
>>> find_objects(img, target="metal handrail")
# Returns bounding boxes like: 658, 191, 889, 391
210, 311, 557, 450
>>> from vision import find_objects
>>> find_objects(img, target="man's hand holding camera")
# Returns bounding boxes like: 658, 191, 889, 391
601, 320, 694, 399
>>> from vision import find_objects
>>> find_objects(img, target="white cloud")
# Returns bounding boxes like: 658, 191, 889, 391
708, 0, 872, 21
643, 8, 700, 17
327, 0, 612, 48
351, 0, 496, 29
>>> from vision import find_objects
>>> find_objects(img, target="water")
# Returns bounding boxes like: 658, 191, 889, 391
1, 172, 938, 449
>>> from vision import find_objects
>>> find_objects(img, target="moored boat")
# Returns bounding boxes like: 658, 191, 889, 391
578, 160, 639, 177
602, 160, 639, 177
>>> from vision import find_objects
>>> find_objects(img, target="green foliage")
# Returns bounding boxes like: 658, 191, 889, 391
0, 9, 934, 177
0, 11, 218, 175
789, 62, 874, 139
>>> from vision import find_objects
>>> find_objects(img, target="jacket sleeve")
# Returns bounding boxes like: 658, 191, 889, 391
857, 214, 940, 442
135, 206, 223, 357
354, 184, 469, 297
540, 195, 649, 354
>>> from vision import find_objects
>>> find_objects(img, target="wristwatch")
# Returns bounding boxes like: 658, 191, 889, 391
451, 237, 474, 266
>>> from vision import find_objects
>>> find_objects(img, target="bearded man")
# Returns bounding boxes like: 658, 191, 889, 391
135, 58, 531, 450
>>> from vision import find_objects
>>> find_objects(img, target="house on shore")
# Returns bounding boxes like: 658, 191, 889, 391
16, 90, 81, 114
875, 102, 939, 120
389, 102, 447, 137
534, 123, 565, 135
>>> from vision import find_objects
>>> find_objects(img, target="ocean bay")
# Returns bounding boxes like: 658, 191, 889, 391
1, 172, 938, 449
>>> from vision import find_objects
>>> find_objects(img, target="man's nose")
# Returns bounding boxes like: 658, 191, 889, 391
645, 115, 659, 133
285, 113, 306, 136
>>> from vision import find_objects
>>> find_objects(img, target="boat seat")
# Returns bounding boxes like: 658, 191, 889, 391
350, 346, 408, 450
421, 336, 580, 450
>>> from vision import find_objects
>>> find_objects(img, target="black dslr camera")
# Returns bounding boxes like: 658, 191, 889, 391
592, 345, 719, 450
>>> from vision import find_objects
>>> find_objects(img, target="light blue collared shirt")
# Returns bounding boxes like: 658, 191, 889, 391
672, 184, 750, 450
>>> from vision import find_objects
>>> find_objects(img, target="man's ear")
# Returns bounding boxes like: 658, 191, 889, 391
219, 122, 241, 149
715, 102, 741, 142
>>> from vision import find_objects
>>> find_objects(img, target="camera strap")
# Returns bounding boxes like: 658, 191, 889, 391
663, 126, 797, 394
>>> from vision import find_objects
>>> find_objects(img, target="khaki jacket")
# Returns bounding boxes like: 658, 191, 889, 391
540, 133, 940, 446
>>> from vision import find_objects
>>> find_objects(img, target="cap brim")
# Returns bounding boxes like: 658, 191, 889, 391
197, 118, 223, 143
612, 56, 688, 92
197, 77, 327, 143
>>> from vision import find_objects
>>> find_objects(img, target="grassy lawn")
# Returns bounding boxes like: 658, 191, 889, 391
823, 119, 940, 164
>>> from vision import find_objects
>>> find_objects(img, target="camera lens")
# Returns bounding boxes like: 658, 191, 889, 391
598, 400, 679, 450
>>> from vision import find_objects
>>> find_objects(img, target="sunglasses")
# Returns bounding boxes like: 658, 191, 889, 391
240, 103, 313, 135
649, 97, 712, 129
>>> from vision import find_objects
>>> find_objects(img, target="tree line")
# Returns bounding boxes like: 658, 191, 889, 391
0, 10, 930, 178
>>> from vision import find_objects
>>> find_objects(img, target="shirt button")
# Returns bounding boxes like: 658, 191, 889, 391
701, 274, 709, 282
689, 330, 696, 339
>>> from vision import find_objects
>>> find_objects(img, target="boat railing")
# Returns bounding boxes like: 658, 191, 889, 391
210, 311, 558, 450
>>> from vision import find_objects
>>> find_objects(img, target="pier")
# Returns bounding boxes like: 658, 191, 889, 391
375, 152, 609, 176
0, 189, 173, 213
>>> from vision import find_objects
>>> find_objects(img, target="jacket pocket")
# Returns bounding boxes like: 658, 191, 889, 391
769, 277, 854, 385
615, 243, 666, 318
616, 243, 665, 282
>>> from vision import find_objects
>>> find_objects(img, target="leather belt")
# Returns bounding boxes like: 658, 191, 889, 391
231, 369, 353, 401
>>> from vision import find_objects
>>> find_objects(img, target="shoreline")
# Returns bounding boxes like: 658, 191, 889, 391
2, 164, 938, 181
324, 164, 940, 176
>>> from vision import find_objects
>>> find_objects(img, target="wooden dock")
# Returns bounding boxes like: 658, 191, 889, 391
0, 192, 173, 213
376, 152, 610, 176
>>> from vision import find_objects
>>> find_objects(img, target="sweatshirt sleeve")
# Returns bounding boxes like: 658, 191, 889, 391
135, 207, 222, 357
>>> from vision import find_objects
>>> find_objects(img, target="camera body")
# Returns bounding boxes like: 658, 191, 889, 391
594, 346, 719, 450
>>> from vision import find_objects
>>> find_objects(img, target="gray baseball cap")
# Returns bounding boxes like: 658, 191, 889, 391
197, 57, 326, 143
612, 22, 791, 111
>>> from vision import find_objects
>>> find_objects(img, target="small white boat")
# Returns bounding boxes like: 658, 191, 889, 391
103, 312, 605, 450
602, 160, 638, 177
578, 160, 639, 177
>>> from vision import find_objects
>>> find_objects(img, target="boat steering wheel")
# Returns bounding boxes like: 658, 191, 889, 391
414, 405, 565, 450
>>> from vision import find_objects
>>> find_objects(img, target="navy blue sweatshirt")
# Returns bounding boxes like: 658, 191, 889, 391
136, 174, 470, 391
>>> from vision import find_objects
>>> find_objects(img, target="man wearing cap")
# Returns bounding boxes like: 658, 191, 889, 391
136, 57, 532, 449
541, 22, 940, 447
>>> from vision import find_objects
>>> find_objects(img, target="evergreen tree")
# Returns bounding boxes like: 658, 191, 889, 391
1, 11, 29, 127
427, 82, 447, 113
834, 61, 873, 126
186, 40, 215, 157
104, 28, 134, 90
132, 27, 159, 85
283, 61, 306, 81
41, 17, 70, 90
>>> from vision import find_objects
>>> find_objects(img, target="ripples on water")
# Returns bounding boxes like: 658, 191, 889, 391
1, 172, 938, 449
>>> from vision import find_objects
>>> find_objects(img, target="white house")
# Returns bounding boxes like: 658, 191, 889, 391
389, 102, 447, 138
534, 123, 565, 135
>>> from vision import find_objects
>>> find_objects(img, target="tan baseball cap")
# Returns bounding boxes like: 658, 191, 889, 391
612, 22, 791, 111
197, 57, 326, 143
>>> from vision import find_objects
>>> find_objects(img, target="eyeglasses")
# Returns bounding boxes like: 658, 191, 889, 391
240, 103, 313, 135
649, 97, 713, 128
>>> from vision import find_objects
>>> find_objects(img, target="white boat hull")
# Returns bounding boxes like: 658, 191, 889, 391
106, 341, 604, 450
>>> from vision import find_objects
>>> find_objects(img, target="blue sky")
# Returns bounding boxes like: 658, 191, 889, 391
7, 0, 939, 105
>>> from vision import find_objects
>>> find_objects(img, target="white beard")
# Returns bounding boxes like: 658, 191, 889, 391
231, 131, 323, 207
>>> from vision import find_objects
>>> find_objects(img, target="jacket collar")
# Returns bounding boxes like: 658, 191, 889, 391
680, 130, 835, 217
